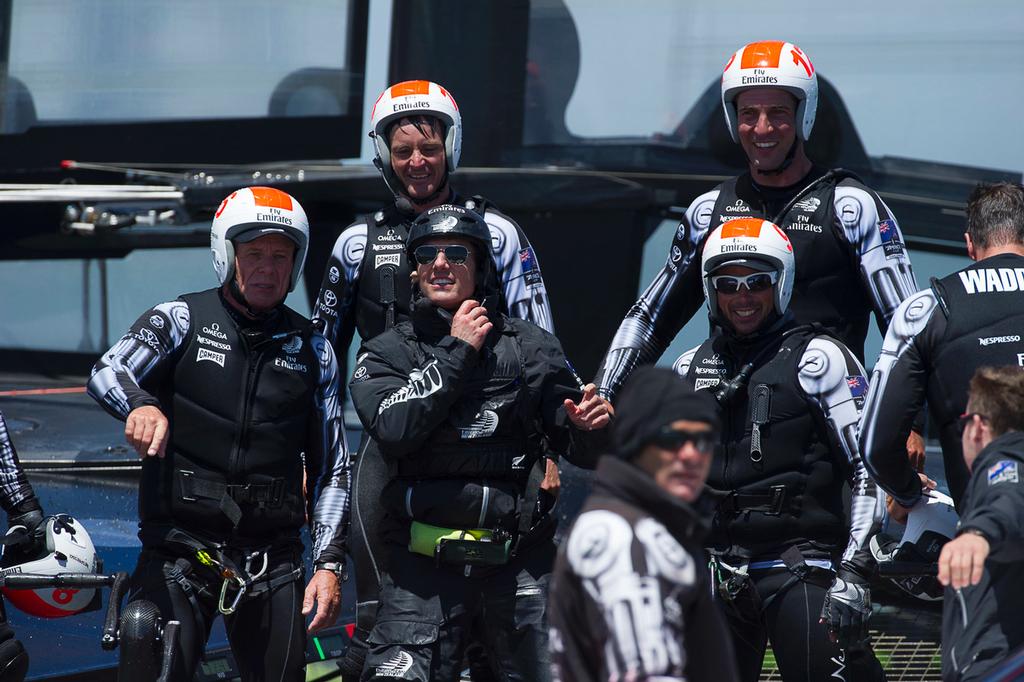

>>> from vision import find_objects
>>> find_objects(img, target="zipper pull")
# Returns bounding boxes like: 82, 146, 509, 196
749, 383, 771, 463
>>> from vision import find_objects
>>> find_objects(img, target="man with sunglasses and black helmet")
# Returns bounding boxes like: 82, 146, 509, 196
313, 80, 557, 678
595, 40, 922, 462
348, 205, 610, 681
549, 366, 739, 682
673, 218, 886, 681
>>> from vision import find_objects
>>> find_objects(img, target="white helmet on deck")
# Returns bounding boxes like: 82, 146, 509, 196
0, 515, 99, 618
210, 186, 310, 292
369, 80, 462, 195
721, 40, 818, 142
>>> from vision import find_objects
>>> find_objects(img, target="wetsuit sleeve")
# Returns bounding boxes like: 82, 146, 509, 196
312, 220, 365, 367
306, 334, 352, 563
859, 290, 942, 507
348, 333, 478, 457
485, 208, 555, 333
529, 327, 608, 469
833, 182, 919, 332
594, 190, 719, 401
798, 337, 883, 571
86, 301, 191, 420
0, 409, 40, 516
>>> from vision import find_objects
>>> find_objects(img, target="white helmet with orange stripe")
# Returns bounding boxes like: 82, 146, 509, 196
210, 186, 310, 293
369, 80, 462, 196
702, 217, 795, 320
721, 40, 818, 142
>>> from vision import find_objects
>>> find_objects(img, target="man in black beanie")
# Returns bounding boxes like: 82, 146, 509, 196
548, 366, 739, 682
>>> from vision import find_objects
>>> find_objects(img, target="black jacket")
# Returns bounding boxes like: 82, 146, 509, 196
942, 431, 1024, 681
549, 456, 739, 682
349, 297, 602, 545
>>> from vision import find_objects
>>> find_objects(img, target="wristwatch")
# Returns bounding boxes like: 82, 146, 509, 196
314, 561, 348, 581
958, 527, 990, 542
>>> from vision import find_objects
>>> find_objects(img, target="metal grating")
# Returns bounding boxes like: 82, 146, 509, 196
760, 603, 943, 681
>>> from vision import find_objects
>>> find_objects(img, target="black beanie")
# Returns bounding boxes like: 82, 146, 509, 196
611, 366, 721, 459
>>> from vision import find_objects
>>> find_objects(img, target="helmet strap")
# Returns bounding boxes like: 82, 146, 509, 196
753, 137, 800, 177
227, 279, 274, 320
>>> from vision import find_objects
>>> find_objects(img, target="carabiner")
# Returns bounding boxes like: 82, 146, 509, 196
218, 574, 247, 615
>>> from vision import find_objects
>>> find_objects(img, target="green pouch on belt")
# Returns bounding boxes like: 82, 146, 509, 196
408, 521, 510, 566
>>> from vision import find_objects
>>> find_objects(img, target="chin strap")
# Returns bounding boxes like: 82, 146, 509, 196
228, 280, 274, 320
753, 137, 800, 177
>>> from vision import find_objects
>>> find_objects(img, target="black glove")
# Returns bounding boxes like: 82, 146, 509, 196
819, 568, 872, 648
4, 506, 45, 556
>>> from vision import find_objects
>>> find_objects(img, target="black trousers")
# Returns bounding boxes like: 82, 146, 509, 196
719, 565, 886, 682
361, 542, 554, 682
128, 545, 306, 682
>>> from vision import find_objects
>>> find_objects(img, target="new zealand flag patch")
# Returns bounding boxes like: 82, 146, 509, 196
878, 219, 905, 259
988, 460, 1019, 486
519, 247, 542, 286
846, 375, 868, 398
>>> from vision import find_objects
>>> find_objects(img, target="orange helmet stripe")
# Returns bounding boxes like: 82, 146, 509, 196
740, 41, 785, 69
720, 218, 764, 239
249, 186, 293, 210
390, 80, 432, 97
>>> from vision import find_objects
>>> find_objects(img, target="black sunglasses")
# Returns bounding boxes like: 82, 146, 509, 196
710, 271, 778, 294
957, 411, 987, 435
650, 427, 715, 453
413, 244, 471, 265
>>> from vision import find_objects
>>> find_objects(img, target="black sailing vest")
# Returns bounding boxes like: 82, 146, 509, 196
711, 174, 870, 358
141, 288, 319, 542
380, 315, 541, 531
687, 327, 847, 558
928, 253, 1024, 501
353, 194, 503, 341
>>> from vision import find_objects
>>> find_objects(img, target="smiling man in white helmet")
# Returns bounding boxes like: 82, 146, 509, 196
87, 186, 351, 682
672, 219, 887, 681
596, 40, 924, 463
312, 80, 559, 679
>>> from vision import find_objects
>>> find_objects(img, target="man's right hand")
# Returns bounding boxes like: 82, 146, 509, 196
886, 472, 937, 524
450, 299, 492, 351
126, 405, 169, 458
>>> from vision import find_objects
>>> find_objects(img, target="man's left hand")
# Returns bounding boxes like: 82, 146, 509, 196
564, 383, 612, 431
938, 532, 989, 590
302, 569, 341, 633
906, 430, 926, 473
819, 570, 872, 649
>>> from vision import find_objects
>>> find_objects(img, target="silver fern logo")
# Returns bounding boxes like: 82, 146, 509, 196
459, 409, 499, 439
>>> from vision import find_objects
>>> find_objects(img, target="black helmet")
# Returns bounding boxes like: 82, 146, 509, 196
407, 204, 491, 257
407, 204, 496, 300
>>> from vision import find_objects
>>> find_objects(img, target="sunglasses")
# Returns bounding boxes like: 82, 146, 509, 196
650, 427, 716, 453
710, 271, 778, 294
957, 411, 987, 435
413, 244, 471, 265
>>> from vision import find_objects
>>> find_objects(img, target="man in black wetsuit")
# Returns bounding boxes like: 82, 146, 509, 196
312, 80, 557, 679
88, 187, 350, 682
673, 218, 886, 681
860, 182, 1024, 509
0, 410, 46, 682
348, 205, 610, 681
595, 40, 922, 458
938, 366, 1024, 680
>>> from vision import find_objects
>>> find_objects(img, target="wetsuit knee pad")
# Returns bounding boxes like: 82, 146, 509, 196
0, 638, 28, 682
117, 600, 164, 682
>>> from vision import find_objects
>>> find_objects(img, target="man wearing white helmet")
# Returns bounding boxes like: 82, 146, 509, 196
87, 187, 351, 682
596, 40, 923, 460
312, 79, 557, 678
673, 219, 886, 680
